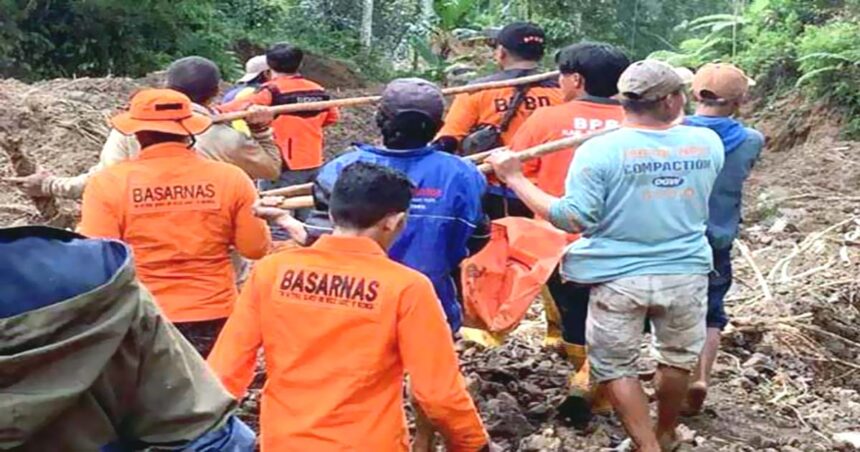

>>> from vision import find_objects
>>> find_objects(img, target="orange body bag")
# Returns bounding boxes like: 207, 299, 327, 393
461, 217, 572, 333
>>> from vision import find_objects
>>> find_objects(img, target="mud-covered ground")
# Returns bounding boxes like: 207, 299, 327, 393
1, 75, 858, 451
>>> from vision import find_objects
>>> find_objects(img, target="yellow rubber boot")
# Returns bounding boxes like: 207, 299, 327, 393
460, 327, 506, 348
559, 345, 613, 425
563, 342, 588, 368
541, 286, 564, 350
589, 372, 613, 415
558, 343, 591, 427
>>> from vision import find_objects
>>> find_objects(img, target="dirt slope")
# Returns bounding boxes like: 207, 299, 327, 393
0, 75, 378, 226
1, 74, 858, 450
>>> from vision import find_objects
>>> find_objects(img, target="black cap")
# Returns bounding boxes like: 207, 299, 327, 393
496, 22, 545, 61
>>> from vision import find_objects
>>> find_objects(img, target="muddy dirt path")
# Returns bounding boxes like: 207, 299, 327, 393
1, 76, 858, 451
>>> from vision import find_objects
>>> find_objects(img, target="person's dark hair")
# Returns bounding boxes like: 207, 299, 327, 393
503, 45, 542, 62
620, 98, 663, 115
556, 42, 630, 97
376, 111, 442, 150
166, 56, 221, 104
267, 43, 304, 74
249, 71, 270, 85
696, 91, 732, 108
330, 162, 414, 229
621, 88, 684, 117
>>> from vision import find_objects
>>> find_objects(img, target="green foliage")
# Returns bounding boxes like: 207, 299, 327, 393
5, 0, 858, 113
434, 0, 481, 31
0, 0, 400, 82
648, 13, 742, 67
795, 20, 860, 136
0, 0, 239, 80
649, 0, 860, 137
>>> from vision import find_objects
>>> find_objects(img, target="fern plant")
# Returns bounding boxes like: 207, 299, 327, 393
648, 13, 744, 68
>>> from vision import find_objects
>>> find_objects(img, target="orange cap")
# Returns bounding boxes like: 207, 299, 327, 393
111, 88, 212, 136
692, 63, 754, 102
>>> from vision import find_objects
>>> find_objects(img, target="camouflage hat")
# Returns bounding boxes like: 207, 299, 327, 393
379, 78, 445, 122
618, 59, 684, 101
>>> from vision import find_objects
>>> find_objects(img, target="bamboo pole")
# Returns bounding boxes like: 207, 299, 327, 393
260, 145, 502, 197
213, 71, 560, 124
271, 127, 615, 210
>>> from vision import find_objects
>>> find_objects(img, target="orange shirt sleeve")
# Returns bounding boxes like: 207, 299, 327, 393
207, 264, 265, 398
230, 172, 271, 259
218, 88, 274, 113
78, 173, 122, 239
323, 106, 340, 127
398, 277, 489, 451
437, 93, 479, 141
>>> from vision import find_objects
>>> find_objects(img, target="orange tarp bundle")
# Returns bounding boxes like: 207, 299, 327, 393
461, 217, 571, 334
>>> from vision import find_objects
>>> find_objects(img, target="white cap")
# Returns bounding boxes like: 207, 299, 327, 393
237, 55, 269, 83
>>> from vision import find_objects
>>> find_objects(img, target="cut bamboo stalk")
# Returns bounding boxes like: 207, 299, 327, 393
213, 71, 560, 123
271, 127, 615, 210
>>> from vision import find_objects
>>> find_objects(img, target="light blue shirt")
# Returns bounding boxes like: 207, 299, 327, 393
548, 125, 725, 283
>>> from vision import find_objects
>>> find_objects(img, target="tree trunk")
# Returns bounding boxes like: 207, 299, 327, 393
415, 0, 434, 70
360, 0, 374, 48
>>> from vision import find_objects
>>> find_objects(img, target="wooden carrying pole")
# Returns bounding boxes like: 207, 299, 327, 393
273, 128, 614, 210
213, 71, 560, 124
260, 146, 500, 198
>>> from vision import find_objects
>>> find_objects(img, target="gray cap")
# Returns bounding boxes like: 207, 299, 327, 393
166, 56, 221, 104
618, 59, 684, 101
379, 78, 445, 122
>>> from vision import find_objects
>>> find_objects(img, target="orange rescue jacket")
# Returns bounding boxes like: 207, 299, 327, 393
78, 142, 271, 322
437, 69, 563, 148
207, 235, 489, 452
509, 97, 624, 196
220, 75, 339, 172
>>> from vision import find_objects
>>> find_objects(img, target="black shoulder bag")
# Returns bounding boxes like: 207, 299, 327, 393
460, 83, 531, 156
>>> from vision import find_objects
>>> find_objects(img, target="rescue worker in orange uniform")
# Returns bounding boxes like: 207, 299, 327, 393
220, 42, 339, 239
208, 161, 490, 452
6, 56, 281, 199
78, 89, 271, 357
437, 22, 563, 219
508, 42, 630, 425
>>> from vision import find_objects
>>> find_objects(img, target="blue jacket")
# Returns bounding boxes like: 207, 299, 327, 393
315, 144, 488, 331
684, 116, 764, 250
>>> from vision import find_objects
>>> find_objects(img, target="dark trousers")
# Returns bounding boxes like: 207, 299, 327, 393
708, 247, 733, 330
483, 192, 534, 220
174, 318, 228, 358
545, 269, 590, 346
